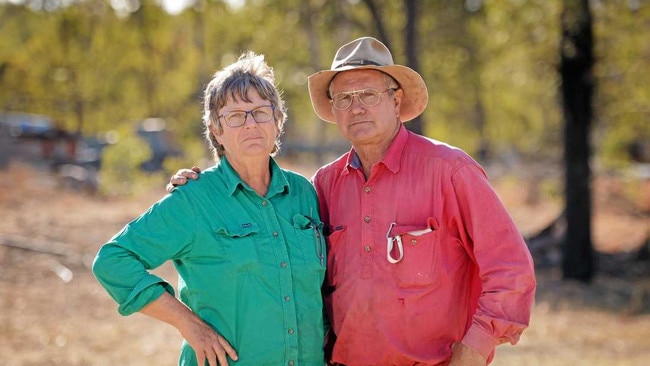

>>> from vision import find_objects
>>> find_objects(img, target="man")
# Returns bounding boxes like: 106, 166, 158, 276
170, 37, 536, 366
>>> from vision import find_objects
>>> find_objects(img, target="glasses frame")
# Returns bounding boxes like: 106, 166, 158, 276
218, 105, 276, 128
330, 88, 394, 111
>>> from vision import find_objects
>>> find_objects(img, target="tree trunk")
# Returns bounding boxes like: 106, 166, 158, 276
404, 0, 423, 134
362, 0, 391, 50
560, 0, 595, 282
361, 0, 424, 134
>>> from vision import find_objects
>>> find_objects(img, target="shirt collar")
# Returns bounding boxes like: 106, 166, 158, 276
343, 124, 409, 175
220, 156, 290, 197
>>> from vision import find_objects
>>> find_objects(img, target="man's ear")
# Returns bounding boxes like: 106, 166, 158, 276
393, 88, 404, 117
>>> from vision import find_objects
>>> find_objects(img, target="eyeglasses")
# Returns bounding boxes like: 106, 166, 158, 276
330, 88, 394, 110
218, 105, 275, 127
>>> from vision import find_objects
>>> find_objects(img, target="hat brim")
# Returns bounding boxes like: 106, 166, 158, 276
308, 65, 428, 124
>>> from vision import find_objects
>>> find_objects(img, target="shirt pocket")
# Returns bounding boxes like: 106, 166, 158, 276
390, 217, 440, 288
212, 222, 263, 277
291, 214, 326, 271
324, 224, 347, 287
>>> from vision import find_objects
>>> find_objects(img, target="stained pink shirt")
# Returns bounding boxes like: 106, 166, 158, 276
313, 126, 536, 366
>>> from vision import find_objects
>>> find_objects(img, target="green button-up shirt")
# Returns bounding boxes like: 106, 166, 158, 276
93, 157, 326, 366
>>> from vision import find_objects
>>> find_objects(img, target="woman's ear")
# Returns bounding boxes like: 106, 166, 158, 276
209, 123, 222, 144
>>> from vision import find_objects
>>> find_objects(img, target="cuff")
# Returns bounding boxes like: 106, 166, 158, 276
118, 274, 175, 316
462, 325, 499, 360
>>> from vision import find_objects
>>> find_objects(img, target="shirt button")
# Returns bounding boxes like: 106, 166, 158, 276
364, 216, 371, 223
281, 262, 287, 268
364, 245, 371, 252
261, 201, 267, 206
273, 231, 279, 237
364, 186, 371, 193
288, 361, 295, 366
288, 328, 294, 334
411, 239, 418, 245
285, 296, 291, 302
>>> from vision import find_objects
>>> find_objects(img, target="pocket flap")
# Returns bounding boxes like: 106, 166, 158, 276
214, 221, 259, 237
391, 217, 438, 237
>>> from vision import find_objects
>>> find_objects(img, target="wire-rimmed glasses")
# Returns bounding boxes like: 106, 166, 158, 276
330, 88, 394, 110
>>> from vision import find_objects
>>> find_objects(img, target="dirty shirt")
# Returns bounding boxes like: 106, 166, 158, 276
313, 125, 536, 366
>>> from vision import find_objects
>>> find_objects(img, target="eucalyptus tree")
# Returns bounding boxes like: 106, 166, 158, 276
560, 0, 595, 282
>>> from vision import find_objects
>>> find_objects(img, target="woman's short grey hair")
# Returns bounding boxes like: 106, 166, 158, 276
202, 51, 287, 160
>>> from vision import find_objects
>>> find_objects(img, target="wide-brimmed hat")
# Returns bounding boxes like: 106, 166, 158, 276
308, 36, 428, 124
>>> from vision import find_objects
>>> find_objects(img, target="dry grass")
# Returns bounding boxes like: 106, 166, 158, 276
1, 161, 649, 366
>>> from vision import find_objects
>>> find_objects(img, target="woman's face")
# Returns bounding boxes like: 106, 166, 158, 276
211, 89, 278, 161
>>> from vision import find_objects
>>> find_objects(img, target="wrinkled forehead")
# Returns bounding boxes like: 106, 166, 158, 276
329, 69, 390, 93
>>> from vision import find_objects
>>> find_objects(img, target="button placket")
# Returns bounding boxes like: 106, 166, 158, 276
360, 176, 374, 279
259, 200, 299, 365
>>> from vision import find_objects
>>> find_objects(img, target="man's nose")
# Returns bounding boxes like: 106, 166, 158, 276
349, 95, 366, 112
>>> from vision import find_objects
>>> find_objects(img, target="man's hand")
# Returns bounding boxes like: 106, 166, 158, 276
448, 342, 486, 366
166, 166, 201, 193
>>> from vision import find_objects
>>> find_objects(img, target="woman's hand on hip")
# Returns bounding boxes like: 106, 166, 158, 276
140, 292, 238, 366
179, 315, 238, 366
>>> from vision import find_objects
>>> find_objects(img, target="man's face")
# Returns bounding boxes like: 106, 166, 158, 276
329, 69, 403, 149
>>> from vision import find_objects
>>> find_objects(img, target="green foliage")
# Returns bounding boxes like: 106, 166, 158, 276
0, 0, 648, 171
593, 1, 650, 166
98, 126, 165, 196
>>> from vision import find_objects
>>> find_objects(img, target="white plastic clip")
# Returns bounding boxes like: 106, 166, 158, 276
386, 222, 432, 264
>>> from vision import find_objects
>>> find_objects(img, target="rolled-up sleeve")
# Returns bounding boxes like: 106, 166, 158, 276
452, 162, 537, 359
92, 190, 196, 315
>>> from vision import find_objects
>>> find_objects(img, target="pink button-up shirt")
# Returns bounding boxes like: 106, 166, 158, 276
313, 126, 536, 366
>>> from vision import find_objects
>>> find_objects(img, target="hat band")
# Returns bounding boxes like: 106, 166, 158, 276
336, 59, 382, 69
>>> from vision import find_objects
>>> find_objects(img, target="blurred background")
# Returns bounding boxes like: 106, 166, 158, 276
0, 0, 649, 365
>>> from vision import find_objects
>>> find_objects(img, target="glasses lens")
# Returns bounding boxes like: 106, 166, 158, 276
225, 112, 246, 127
359, 89, 381, 106
251, 106, 274, 123
332, 93, 352, 110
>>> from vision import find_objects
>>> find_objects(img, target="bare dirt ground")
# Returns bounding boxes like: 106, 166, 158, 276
1, 160, 649, 366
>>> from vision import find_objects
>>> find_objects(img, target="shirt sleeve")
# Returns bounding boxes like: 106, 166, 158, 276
451, 161, 537, 359
92, 189, 197, 316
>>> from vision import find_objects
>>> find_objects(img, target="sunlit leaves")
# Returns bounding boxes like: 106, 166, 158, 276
0, 0, 648, 167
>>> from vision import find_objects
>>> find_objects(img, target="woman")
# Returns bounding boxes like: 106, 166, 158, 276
92, 52, 326, 366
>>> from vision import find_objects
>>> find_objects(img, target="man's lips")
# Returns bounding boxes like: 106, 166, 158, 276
348, 119, 371, 127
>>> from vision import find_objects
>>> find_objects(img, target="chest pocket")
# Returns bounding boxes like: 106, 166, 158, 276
290, 214, 326, 270
324, 225, 347, 287
212, 221, 265, 276
390, 217, 440, 288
